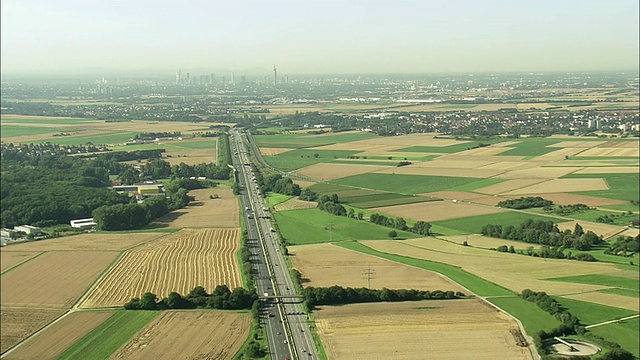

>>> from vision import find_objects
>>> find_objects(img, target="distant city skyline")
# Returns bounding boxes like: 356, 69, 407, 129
1, 0, 638, 76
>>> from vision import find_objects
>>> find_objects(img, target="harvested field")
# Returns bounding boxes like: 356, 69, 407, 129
294, 180, 317, 188
273, 198, 318, 212
462, 147, 514, 156
4, 311, 115, 360
575, 166, 639, 174
503, 178, 608, 195
154, 188, 238, 228
311, 133, 465, 151
111, 311, 250, 360
445, 234, 541, 250
315, 299, 533, 360
556, 221, 628, 239
563, 292, 639, 312
418, 191, 514, 206
617, 228, 640, 237
371, 201, 505, 222
0, 251, 41, 273
535, 147, 587, 160
375, 165, 503, 178
0, 308, 65, 354
0, 233, 164, 252
548, 141, 607, 148
521, 193, 626, 207
579, 147, 639, 157
501, 167, 581, 179
289, 243, 465, 292
477, 161, 531, 170
81, 228, 242, 308
474, 179, 548, 195
1, 251, 118, 308
294, 163, 387, 181
362, 239, 635, 296
415, 158, 497, 169
258, 147, 292, 156
163, 151, 215, 166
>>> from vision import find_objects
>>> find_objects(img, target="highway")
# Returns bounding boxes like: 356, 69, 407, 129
230, 129, 318, 360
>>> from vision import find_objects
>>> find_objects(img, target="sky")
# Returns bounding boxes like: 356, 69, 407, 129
1, 0, 639, 76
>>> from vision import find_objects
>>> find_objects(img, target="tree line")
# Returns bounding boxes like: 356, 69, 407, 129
520, 289, 634, 360
303, 285, 463, 310
497, 196, 554, 209
605, 235, 639, 257
124, 285, 257, 311
481, 220, 603, 251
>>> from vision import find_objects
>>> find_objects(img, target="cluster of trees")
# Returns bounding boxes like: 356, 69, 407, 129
93, 149, 165, 162
132, 132, 181, 140
1, 153, 130, 228
542, 203, 591, 215
497, 196, 553, 209
604, 235, 639, 257
520, 289, 634, 360
481, 220, 603, 251
124, 285, 257, 311
260, 173, 301, 196
303, 285, 463, 310
317, 194, 347, 216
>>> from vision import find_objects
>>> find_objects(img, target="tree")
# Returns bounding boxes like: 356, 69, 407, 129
313, 153, 320, 158
139, 292, 159, 310
412, 221, 431, 236
574, 223, 584, 237
388, 230, 398, 239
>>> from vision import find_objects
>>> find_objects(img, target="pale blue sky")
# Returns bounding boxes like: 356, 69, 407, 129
1, 0, 638, 75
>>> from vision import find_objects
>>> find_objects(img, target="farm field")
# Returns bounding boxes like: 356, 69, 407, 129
294, 162, 387, 180
308, 182, 437, 208
253, 131, 376, 149
0, 232, 164, 252
562, 173, 639, 202
153, 187, 239, 228
3, 311, 115, 360
81, 228, 242, 308
371, 200, 506, 222
1, 251, 118, 308
432, 211, 566, 234
0, 251, 41, 273
334, 173, 504, 194
314, 299, 534, 360
0, 308, 65, 354
289, 243, 465, 292
273, 197, 316, 211
360, 238, 638, 308
273, 208, 419, 245
111, 310, 251, 360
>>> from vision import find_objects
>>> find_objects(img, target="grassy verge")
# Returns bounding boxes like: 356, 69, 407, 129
56, 310, 158, 360
486, 297, 562, 335
232, 317, 269, 360
307, 311, 328, 360
335, 241, 513, 296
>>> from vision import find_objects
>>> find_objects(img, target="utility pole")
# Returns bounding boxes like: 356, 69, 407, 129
362, 265, 376, 289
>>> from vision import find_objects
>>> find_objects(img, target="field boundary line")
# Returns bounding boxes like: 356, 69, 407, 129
584, 314, 640, 329
330, 242, 541, 360
0, 251, 46, 275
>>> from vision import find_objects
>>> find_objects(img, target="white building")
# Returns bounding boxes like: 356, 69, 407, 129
13, 225, 42, 236
70, 218, 97, 229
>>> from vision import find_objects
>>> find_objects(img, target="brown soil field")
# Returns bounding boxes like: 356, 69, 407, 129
0, 308, 66, 354
376, 165, 503, 178
258, 147, 293, 156
362, 239, 637, 300
273, 198, 318, 212
556, 221, 629, 239
0, 233, 164, 252
315, 299, 533, 360
579, 147, 639, 157
289, 243, 465, 292
153, 187, 239, 228
293, 179, 317, 188
111, 310, 250, 360
371, 200, 505, 222
504, 178, 608, 195
0, 252, 42, 273
523, 193, 626, 207
1, 251, 118, 308
474, 179, 548, 195
563, 292, 639, 312
81, 228, 242, 308
4, 311, 115, 360
294, 163, 387, 181
574, 166, 639, 174
444, 234, 541, 250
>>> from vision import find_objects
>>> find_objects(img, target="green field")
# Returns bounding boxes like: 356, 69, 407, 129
333, 173, 505, 194
336, 240, 513, 296
486, 297, 562, 335
563, 173, 639, 202
598, 288, 639, 298
545, 274, 639, 291
308, 182, 437, 208
266, 193, 292, 207
56, 310, 158, 360
497, 138, 562, 157
599, 203, 640, 213
263, 149, 358, 171
590, 318, 639, 358
432, 211, 566, 234
253, 132, 375, 149
0, 124, 76, 138
274, 208, 419, 245
1, 115, 96, 125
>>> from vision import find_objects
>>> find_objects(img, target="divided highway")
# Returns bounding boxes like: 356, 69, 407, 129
230, 130, 318, 360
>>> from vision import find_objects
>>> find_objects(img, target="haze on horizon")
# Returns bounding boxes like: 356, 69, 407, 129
1, 0, 639, 77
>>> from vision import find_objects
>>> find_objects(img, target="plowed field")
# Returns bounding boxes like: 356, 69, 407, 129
315, 299, 533, 360
3, 311, 115, 360
81, 228, 242, 307
0, 308, 65, 354
1, 251, 118, 308
0, 252, 41, 273
110, 311, 250, 360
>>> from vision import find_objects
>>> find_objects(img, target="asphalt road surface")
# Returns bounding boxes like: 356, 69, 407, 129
230, 130, 317, 360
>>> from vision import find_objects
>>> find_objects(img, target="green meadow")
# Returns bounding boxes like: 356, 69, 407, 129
563, 173, 639, 202
545, 274, 639, 292
333, 173, 504, 194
